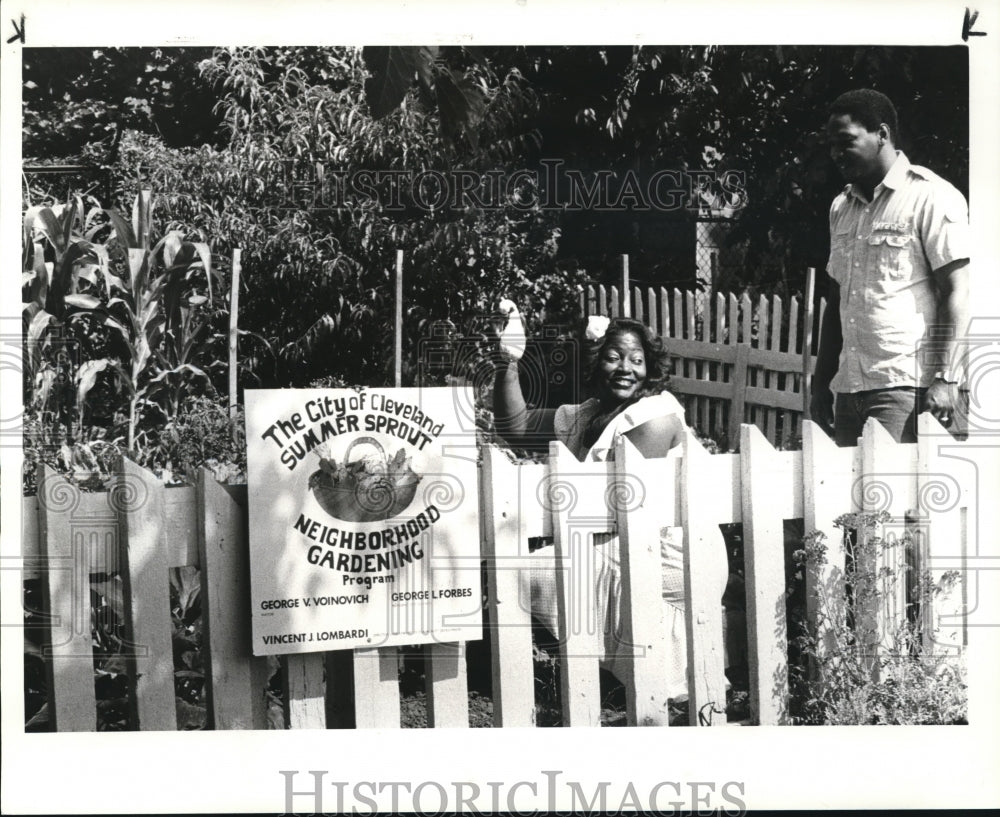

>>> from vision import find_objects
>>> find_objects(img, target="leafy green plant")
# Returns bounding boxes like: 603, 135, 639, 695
22, 197, 114, 429
98, 190, 219, 450
790, 511, 966, 725
170, 566, 208, 729
22, 191, 229, 495
151, 396, 247, 484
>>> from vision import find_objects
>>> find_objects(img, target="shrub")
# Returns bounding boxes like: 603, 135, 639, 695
790, 511, 966, 725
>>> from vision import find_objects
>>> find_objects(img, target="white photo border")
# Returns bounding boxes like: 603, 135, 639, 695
2, 0, 999, 812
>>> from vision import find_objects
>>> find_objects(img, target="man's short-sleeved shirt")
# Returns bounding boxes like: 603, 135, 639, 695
826, 151, 970, 393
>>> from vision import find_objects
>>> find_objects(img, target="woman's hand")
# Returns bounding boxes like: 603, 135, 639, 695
496, 299, 527, 362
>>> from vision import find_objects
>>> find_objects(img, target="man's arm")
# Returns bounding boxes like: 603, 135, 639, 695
809, 280, 842, 436
923, 258, 970, 423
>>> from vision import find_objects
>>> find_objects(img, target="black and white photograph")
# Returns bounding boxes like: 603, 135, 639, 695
2, 0, 999, 813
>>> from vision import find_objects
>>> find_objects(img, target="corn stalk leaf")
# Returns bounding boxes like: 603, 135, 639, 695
142, 362, 212, 389
190, 242, 214, 307
25, 309, 55, 377
47, 241, 99, 315
63, 293, 102, 310
75, 359, 109, 411
132, 190, 153, 251
102, 314, 131, 351
103, 208, 137, 249
169, 566, 202, 621
35, 208, 64, 254
76, 358, 134, 413
92, 575, 126, 621
60, 199, 78, 251
23, 204, 45, 244
160, 230, 185, 269
22, 241, 50, 307
128, 248, 149, 301
33, 367, 57, 409
105, 271, 128, 294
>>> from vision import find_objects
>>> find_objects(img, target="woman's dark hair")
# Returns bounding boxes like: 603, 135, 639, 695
829, 89, 899, 142
583, 317, 671, 400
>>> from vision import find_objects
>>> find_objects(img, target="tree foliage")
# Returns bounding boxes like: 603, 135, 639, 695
131, 46, 567, 387
23, 44, 969, 390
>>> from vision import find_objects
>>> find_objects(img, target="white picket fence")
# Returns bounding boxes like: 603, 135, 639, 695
21, 416, 973, 730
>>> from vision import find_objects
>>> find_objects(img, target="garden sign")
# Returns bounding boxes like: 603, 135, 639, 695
246, 387, 482, 654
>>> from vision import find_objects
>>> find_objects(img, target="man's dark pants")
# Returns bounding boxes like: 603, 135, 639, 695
834, 388, 923, 446
833, 387, 968, 446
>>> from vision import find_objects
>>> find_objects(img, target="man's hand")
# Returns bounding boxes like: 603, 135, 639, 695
810, 386, 835, 437
923, 379, 960, 427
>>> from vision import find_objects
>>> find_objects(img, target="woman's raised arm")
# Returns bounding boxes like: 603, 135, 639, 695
492, 359, 556, 446
490, 300, 555, 447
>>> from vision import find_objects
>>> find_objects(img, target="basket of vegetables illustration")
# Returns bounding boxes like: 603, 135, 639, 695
308, 437, 421, 523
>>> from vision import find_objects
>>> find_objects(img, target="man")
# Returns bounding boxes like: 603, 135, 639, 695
811, 89, 970, 445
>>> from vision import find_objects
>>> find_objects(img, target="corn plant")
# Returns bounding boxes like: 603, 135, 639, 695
99, 190, 219, 450
23, 191, 222, 471
22, 196, 127, 449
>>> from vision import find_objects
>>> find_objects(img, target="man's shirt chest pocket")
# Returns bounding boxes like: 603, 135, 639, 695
867, 231, 917, 280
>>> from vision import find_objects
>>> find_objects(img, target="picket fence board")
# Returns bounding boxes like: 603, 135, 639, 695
757, 295, 773, 440
668, 376, 731, 402
739, 425, 790, 725
861, 419, 915, 665
37, 466, 98, 731
713, 293, 726, 435
615, 437, 672, 726
24, 491, 117, 578
743, 384, 806, 413
801, 421, 851, 668
548, 440, 603, 727
680, 432, 728, 726
118, 461, 176, 731
784, 295, 800, 433
425, 642, 469, 728
727, 344, 751, 445
283, 653, 327, 729
23, 486, 203, 579
353, 647, 401, 729
916, 413, 967, 653
167, 488, 200, 567
684, 291, 702, 432
727, 292, 739, 344
197, 469, 269, 730
480, 446, 536, 727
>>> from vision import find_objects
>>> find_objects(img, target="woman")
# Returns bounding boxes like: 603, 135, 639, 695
491, 302, 729, 699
